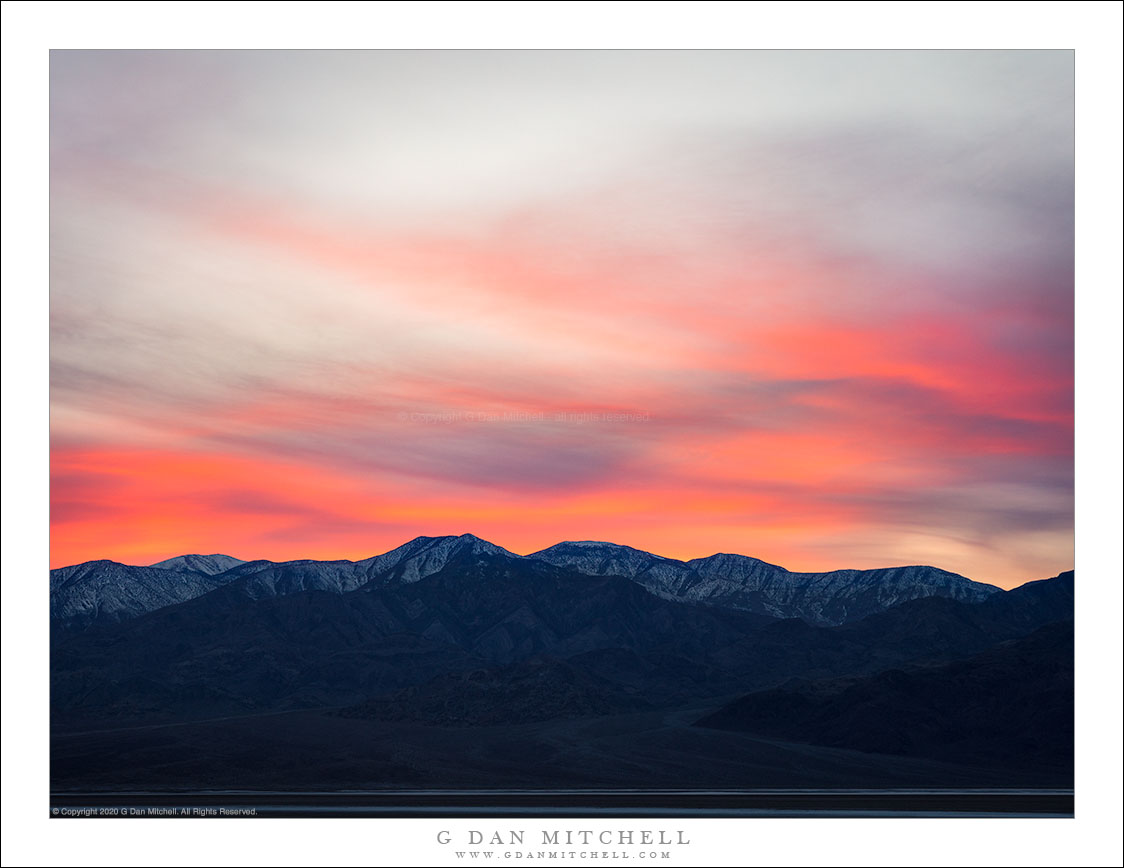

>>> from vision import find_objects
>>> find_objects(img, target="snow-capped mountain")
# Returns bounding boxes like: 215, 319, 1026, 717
220, 533, 520, 600
48, 560, 241, 628
149, 553, 246, 575
357, 533, 518, 584
50, 535, 519, 627
50, 533, 999, 629
528, 541, 999, 625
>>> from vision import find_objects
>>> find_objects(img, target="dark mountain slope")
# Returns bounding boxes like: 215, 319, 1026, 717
697, 620, 1073, 776
339, 656, 654, 726
51, 557, 1074, 732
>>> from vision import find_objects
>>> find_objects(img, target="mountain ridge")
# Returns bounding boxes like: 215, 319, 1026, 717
50, 533, 1019, 630
527, 540, 998, 624
50, 554, 1073, 731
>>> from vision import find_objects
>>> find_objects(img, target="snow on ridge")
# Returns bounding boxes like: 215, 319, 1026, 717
53, 532, 1007, 629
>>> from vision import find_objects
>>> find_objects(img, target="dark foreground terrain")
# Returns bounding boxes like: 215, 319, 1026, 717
50, 539, 1074, 806
52, 700, 1070, 795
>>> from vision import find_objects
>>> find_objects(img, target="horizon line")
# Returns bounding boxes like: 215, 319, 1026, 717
50, 531, 1075, 590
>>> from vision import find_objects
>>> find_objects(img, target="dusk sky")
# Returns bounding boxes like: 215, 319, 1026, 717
49, 50, 1074, 587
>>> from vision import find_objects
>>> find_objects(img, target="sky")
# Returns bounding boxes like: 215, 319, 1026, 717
48, 50, 1074, 587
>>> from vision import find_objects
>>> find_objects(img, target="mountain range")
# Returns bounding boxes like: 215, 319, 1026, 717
50, 533, 999, 629
49, 534, 1073, 792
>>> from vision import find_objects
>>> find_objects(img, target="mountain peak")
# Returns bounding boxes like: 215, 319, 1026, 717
349, 533, 518, 587
413, 533, 513, 554
532, 540, 663, 558
689, 551, 788, 572
449, 533, 516, 557
149, 553, 247, 576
